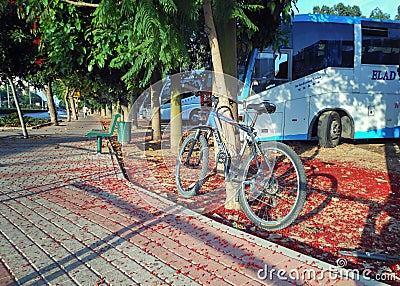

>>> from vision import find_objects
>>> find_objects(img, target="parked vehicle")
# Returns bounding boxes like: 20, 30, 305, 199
160, 91, 202, 122
239, 14, 400, 147
139, 72, 213, 122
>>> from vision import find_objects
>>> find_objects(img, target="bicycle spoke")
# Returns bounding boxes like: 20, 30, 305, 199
239, 142, 307, 231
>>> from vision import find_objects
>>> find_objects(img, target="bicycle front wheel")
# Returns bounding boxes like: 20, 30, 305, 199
239, 142, 307, 231
176, 132, 209, 198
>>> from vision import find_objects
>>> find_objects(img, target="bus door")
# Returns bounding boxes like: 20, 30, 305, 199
249, 49, 292, 94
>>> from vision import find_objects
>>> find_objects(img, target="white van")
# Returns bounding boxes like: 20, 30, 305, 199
160, 71, 212, 122
160, 92, 202, 122
139, 71, 212, 122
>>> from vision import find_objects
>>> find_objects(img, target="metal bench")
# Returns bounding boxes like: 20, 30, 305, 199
87, 114, 120, 153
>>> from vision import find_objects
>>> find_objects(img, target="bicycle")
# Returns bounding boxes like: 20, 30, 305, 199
175, 94, 307, 231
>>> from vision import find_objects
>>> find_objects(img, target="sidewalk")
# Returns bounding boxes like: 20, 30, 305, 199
0, 116, 376, 285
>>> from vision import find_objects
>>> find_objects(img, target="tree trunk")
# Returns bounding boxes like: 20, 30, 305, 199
203, 0, 227, 95
106, 103, 111, 117
203, 0, 241, 210
69, 91, 78, 120
121, 104, 129, 122
64, 86, 71, 122
170, 75, 182, 152
131, 93, 139, 128
6, 75, 28, 138
150, 84, 161, 141
44, 82, 58, 126
114, 100, 120, 118
218, 16, 239, 119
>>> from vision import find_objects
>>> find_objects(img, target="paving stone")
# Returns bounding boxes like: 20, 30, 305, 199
0, 118, 360, 286
101, 268, 137, 285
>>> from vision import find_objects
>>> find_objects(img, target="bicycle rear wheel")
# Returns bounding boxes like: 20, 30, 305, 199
239, 142, 307, 231
176, 132, 209, 198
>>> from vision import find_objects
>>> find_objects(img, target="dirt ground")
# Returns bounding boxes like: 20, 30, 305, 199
289, 139, 400, 175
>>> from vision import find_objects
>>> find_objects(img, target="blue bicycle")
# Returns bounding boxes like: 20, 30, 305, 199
175, 94, 307, 231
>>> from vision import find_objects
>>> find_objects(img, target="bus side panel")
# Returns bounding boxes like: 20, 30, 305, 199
359, 65, 400, 95
254, 112, 284, 141
283, 97, 310, 140
240, 92, 285, 140
160, 102, 171, 121
352, 93, 400, 139
291, 68, 355, 140
308, 90, 400, 140
354, 65, 400, 138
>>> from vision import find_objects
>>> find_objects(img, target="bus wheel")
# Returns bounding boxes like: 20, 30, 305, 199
318, 111, 341, 148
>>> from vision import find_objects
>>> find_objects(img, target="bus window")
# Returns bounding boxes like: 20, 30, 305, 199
251, 51, 292, 92
251, 52, 275, 93
361, 21, 400, 65
275, 54, 289, 79
292, 22, 354, 79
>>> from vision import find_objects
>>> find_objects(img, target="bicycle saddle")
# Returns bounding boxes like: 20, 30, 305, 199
247, 101, 276, 114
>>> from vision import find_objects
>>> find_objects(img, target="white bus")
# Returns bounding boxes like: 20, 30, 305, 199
239, 14, 400, 147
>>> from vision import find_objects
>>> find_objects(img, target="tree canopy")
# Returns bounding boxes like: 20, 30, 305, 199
0, 4, 37, 78
312, 3, 361, 17
312, 2, 397, 19
1, 0, 297, 111
369, 7, 390, 20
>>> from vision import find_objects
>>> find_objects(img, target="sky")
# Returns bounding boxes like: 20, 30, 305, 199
295, 0, 399, 19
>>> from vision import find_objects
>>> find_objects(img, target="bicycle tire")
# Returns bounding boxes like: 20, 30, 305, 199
176, 132, 209, 198
239, 141, 307, 231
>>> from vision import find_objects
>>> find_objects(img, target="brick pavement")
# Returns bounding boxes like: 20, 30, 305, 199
0, 116, 381, 285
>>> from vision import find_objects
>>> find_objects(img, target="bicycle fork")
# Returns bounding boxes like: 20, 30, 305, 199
235, 142, 276, 203
184, 129, 203, 167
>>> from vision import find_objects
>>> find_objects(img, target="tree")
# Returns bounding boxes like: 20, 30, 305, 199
0, 3, 37, 138
312, 3, 395, 19
369, 7, 390, 20
313, 3, 362, 16
88, 1, 199, 141
22, 0, 95, 124
19, 0, 133, 124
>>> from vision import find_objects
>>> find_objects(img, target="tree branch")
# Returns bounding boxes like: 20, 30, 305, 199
61, 0, 99, 8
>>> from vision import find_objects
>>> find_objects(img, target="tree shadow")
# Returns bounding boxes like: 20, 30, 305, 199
357, 141, 400, 281
289, 139, 400, 284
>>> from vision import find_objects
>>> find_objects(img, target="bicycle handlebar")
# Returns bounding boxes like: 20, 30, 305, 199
199, 91, 276, 114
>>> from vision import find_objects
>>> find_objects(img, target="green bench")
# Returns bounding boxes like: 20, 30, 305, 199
87, 114, 120, 153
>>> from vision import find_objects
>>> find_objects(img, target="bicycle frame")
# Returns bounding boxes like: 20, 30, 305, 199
191, 105, 264, 178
